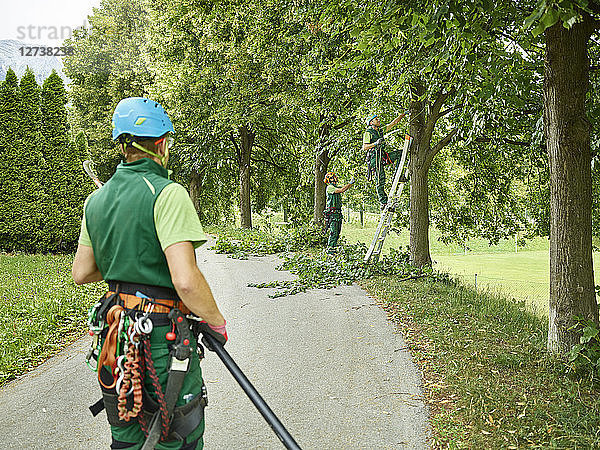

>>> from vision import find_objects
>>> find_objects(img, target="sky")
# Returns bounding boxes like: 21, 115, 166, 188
2, 0, 101, 45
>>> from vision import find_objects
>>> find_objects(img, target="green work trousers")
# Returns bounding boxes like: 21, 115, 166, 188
371, 149, 401, 206
327, 216, 343, 253
105, 324, 205, 450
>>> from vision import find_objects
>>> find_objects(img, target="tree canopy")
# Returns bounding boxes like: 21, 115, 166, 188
56, 0, 600, 353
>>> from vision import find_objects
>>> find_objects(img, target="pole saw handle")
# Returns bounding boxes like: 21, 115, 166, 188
201, 333, 302, 450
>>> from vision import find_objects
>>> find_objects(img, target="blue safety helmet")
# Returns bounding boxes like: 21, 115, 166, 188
365, 113, 378, 126
112, 97, 174, 140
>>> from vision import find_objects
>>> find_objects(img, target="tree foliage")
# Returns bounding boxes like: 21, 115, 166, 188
0, 69, 90, 253
143, 0, 313, 226
62, 0, 153, 182
41, 71, 92, 251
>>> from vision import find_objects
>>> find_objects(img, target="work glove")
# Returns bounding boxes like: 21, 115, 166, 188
198, 320, 228, 351
375, 137, 385, 146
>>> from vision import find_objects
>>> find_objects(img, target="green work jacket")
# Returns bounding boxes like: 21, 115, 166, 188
85, 158, 175, 289
326, 184, 342, 210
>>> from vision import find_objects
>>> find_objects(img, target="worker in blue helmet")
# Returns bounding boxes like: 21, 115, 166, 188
363, 112, 407, 210
72, 97, 227, 449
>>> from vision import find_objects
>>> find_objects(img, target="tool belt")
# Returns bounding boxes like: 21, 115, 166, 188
107, 281, 191, 315
323, 207, 342, 232
87, 281, 203, 444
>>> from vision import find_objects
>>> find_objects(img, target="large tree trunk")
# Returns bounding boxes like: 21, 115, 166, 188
545, 17, 599, 354
313, 123, 331, 224
408, 79, 432, 267
410, 156, 432, 267
407, 79, 457, 267
238, 125, 254, 229
189, 170, 202, 215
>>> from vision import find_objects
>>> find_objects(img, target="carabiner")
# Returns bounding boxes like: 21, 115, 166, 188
85, 346, 99, 372
135, 316, 153, 335
115, 355, 133, 396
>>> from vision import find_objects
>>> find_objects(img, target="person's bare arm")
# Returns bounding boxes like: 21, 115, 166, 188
333, 182, 354, 194
385, 112, 406, 132
363, 141, 378, 152
165, 241, 226, 327
72, 244, 103, 284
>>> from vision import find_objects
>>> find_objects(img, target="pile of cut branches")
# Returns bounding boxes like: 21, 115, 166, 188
249, 243, 449, 298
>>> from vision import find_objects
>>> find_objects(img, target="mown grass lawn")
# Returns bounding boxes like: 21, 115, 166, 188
0, 254, 104, 385
341, 219, 600, 316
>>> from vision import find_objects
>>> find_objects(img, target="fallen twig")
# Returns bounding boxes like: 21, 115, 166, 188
397, 274, 428, 282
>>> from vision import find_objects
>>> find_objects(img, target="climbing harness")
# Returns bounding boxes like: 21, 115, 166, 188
86, 282, 207, 446
365, 127, 395, 184
323, 206, 342, 233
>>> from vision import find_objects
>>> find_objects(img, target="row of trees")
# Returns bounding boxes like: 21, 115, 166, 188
0, 68, 91, 253
62, 0, 599, 353
316, 0, 600, 353
61, 0, 567, 245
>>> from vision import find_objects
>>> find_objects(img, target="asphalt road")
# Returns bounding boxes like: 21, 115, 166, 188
0, 243, 430, 449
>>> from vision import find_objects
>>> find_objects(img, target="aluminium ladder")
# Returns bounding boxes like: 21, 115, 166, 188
364, 133, 413, 263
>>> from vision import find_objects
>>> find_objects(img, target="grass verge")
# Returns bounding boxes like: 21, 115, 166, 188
0, 254, 104, 386
363, 276, 600, 448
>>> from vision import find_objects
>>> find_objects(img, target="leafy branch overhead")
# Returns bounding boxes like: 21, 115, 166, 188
525, 0, 600, 36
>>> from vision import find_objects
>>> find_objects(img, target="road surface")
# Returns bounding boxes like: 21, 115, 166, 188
0, 243, 430, 449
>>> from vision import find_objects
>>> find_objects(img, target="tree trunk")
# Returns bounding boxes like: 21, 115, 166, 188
189, 170, 201, 215
409, 143, 432, 267
545, 17, 599, 354
313, 123, 331, 224
238, 125, 254, 229
360, 202, 364, 227
408, 79, 432, 267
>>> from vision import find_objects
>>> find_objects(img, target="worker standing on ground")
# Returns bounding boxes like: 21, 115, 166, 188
363, 112, 407, 210
72, 97, 227, 450
323, 171, 354, 254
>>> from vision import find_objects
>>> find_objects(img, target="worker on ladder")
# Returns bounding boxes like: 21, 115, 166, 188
363, 112, 408, 211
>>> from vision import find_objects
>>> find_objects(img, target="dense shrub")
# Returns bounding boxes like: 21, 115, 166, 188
0, 69, 91, 253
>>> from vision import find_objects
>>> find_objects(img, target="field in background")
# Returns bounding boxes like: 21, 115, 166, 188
256, 208, 597, 317
341, 212, 600, 316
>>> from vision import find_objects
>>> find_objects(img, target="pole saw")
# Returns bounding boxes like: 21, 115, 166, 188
83, 160, 103, 188
82, 160, 302, 449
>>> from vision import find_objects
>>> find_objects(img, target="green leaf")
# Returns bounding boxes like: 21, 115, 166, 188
560, 8, 580, 29
581, 325, 599, 343
568, 343, 584, 359
524, 0, 547, 29
540, 8, 560, 29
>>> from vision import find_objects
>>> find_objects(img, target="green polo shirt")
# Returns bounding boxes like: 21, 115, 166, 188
79, 183, 206, 251
363, 126, 384, 145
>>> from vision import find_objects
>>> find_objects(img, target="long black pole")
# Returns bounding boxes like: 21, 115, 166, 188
202, 334, 302, 450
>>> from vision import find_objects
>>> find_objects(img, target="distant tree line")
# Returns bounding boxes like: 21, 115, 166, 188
0, 68, 91, 253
